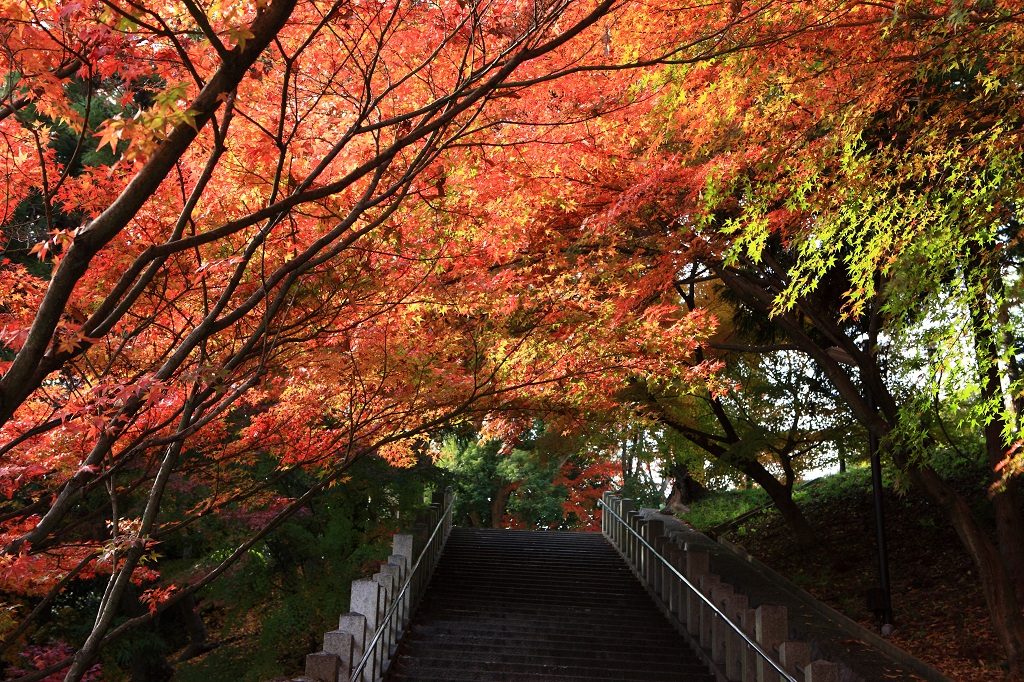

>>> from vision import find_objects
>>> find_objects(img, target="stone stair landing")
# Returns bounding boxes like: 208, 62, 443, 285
387, 527, 713, 681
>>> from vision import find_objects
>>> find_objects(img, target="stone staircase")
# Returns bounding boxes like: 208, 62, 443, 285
385, 527, 714, 681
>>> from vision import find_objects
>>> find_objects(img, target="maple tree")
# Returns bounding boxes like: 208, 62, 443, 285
4, 0, 1024, 678
0, 0, 764, 677
525, 1, 1024, 673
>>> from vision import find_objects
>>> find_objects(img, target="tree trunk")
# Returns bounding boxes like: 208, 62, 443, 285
910, 465, 1024, 678
490, 481, 517, 528
665, 461, 708, 509
174, 593, 211, 662
743, 463, 816, 546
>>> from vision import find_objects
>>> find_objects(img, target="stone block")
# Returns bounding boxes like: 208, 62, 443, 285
804, 660, 839, 682
664, 547, 686, 624
304, 652, 340, 682
685, 547, 710, 580
323, 630, 354, 675
668, 529, 688, 547
710, 583, 734, 665
338, 612, 366, 676
755, 604, 787, 682
738, 608, 758, 682
601, 492, 614, 535
349, 580, 382, 681
778, 640, 810, 675
627, 512, 641, 570
351, 579, 383, 629
392, 534, 414, 562
684, 550, 709, 636
698, 573, 721, 648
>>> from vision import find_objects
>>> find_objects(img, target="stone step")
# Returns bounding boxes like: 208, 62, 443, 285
403, 626, 683, 646
388, 656, 711, 681
385, 528, 711, 682
388, 666, 705, 682
406, 611, 682, 636
397, 636, 698, 664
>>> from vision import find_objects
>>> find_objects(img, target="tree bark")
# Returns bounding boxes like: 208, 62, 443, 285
665, 460, 708, 507
639, 394, 817, 545
740, 461, 816, 547
908, 465, 1024, 678
490, 481, 517, 528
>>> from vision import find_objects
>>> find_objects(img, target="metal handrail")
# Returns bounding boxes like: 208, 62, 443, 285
597, 498, 798, 682
350, 494, 455, 681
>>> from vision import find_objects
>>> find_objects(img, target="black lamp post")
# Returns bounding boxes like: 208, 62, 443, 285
827, 345, 894, 633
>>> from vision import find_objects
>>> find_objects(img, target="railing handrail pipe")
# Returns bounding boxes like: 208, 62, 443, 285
350, 493, 455, 681
597, 498, 798, 682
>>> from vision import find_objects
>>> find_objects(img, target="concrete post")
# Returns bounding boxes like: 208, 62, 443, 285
323, 629, 355, 678
426, 503, 441, 568
724, 593, 749, 681
626, 511, 641, 571
338, 612, 366, 676
654, 537, 671, 605
665, 546, 686, 621
804, 660, 839, 682
755, 604, 788, 682
698, 573, 721, 649
392, 534, 415, 606
304, 652, 340, 682
387, 555, 408, 631
601, 491, 612, 535
641, 520, 663, 590
379, 563, 402, 654
668, 529, 688, 547
685, 547, 710, 635
350, 579, 382, 681
739, 607, 758, 682
619, 499, 636, 554
778, 641, 810, 677
373, 569, 396, 673
710, 583, 734, 666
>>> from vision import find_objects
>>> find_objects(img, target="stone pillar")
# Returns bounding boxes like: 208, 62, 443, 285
392, 534, 415, 605
379, 563, 403, 655
778, 641, 810, 677
626, 511, 641, 571
601, 491, 612, 535
426, 503, 441, 568
804, 660, 839, 682
755, 604, 788, 682
323, 628, 355, 678
350, 579, 383, 681
642, 519, 664, 591
654, 537, 671, 606
304, 652, 340, 682
723, 593, 750, 682
338, 612, 367, 677
619, 499, 636, 554
685, 547, 710, 635
387, 555, 409, 631
373, 569, 396, 673
710, 583, 734, 666
698, 573, 721, 649
664, 546, 685, 621
737, 606, 761, 679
